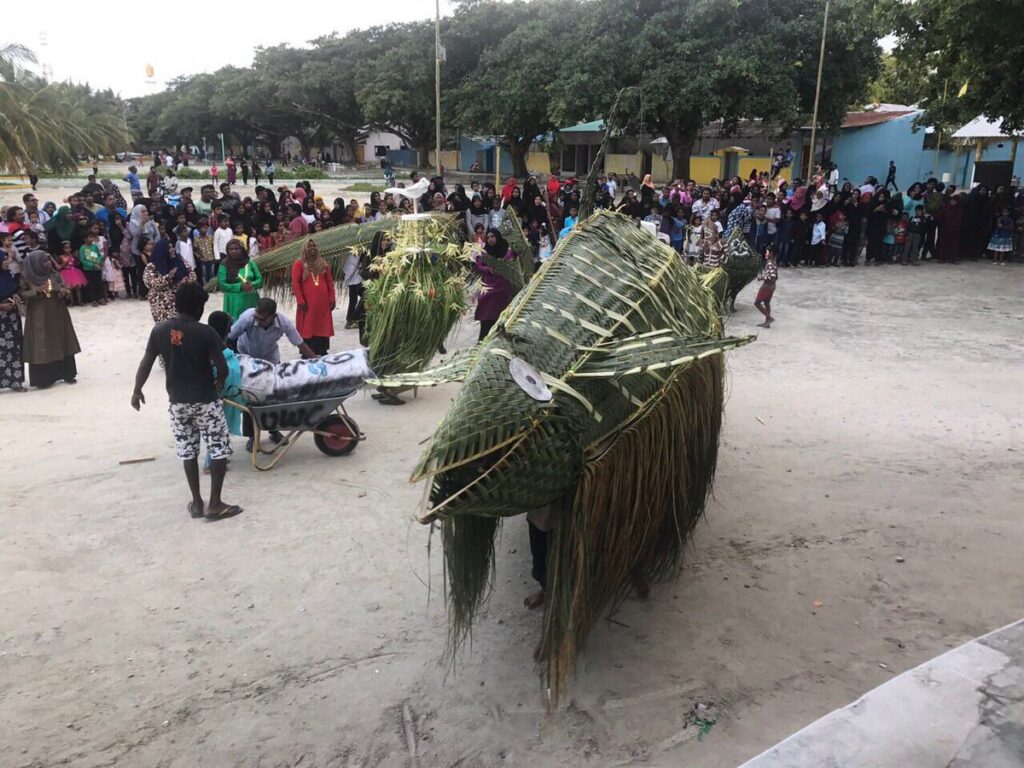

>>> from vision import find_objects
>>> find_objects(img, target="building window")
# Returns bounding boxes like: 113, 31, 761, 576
922, 133, 938, 150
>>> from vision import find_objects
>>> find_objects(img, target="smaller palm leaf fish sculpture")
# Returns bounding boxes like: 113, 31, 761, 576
707, 228, 764, 313
371, 211, 755, 704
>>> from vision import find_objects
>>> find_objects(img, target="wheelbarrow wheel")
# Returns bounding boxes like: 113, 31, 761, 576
314, 414, 359, 457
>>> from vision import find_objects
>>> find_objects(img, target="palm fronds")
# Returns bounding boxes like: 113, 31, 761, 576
365, 214, 467, 377
400, 211, 754, 702
721, 229, 763, 306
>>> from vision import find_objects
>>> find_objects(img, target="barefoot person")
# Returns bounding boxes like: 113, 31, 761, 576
754, 245, 778, 328
131, 282, 242, 521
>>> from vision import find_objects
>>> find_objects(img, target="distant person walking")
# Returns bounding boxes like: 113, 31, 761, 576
884, 160, 898, 192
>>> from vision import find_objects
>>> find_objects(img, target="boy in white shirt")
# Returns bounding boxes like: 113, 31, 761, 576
175, 225, 196, 270
765, 193, 781, 239
213, 215, 233, 260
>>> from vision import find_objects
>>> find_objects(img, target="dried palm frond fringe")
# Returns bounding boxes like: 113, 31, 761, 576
382, 211, 755, 705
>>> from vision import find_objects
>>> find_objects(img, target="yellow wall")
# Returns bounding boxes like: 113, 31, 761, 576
428, 150, 459, 170
603, 153, 637, 177
650, 156, 672, 182
690, 157, 721, 184
525, 151, 550, 175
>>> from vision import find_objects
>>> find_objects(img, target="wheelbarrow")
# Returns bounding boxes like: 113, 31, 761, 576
224, 389, 364, 471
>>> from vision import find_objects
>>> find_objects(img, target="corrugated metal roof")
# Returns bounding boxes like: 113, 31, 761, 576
560, 119, 606, 133
802, 110, 917, 130
952, 115, 1024, 139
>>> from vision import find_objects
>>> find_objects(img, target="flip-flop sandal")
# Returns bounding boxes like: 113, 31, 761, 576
205, 505, 243, 521
371, 392, 386, 400
377, 395, 405, 406
188, 501, 205, 518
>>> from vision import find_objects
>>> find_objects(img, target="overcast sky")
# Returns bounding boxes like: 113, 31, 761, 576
13, 0, 456, 98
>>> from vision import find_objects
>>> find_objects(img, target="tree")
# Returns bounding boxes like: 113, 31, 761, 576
889, 0, 1024, 132
358, 21, 438, 165
451, 0, 579, 176
557, 0, 884, 180
867, 54, 929, 106
0, 44, 130, 173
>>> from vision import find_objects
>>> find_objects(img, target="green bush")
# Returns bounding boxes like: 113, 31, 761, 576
175, 166, 210, 179
283, 164, 328, 180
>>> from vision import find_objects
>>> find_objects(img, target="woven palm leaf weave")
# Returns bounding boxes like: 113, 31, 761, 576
376, 211, 754, 703
722, 228, 763, 304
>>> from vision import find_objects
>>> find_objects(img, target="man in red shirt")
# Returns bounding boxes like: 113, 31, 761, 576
287, 203, 308, 241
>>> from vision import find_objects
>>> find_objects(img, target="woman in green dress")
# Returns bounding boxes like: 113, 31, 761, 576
217, 238, 263, 318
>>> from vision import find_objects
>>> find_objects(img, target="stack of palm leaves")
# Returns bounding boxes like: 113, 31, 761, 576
500, 215, 535, 281
365, 214, 467, 377
372, 211, 754, 703
206, 218, 399, 296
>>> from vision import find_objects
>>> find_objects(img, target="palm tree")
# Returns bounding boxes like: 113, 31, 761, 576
0, 42, 131, 175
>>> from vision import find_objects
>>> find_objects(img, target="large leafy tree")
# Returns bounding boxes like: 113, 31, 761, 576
358, 21, 438, 165
868, 53, 929, 107
451, 0, 579, 176
558, 0, 884, 179
889, 0, 1024, 132
0, 44, 130, 173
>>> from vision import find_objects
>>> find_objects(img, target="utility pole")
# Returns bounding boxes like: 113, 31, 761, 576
807, 0, 830, 180
218, 133, 226, 163
434, 0, 442, 178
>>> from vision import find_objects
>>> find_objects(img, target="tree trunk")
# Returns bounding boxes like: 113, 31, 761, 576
663, 124, 699, 181
509, 137, 531, 178
341, 134, 359, 166
417, 142, 432, 169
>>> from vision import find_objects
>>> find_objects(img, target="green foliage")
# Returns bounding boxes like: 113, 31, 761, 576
868, 54, 929, 107
889, 0, 1024, 132
124, 0, 893, 180
174, 166, 209, 179
287, 165, 327, 179
0, 44, 131, 174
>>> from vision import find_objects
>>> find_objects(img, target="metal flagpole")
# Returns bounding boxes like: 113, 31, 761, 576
807, 0, 830, 180
434, 0, 442, 178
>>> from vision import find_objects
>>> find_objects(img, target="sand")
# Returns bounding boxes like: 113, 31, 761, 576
2, 239, 1023, 766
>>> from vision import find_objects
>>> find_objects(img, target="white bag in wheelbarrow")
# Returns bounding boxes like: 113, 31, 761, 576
237, 349, 374, 405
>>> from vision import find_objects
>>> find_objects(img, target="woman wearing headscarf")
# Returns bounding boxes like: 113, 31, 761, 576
447, 184, 471, 213
465, 196, 489, 239
144, 238, 196, 323
291, 238, 335, 356
472, 228, 514, 342
866, 189, 897, 265
639, 173, 657, 208
936, 193, 965, 264
522, 177, 542, 207
503, 186, 525, 220
524, 194, 551, 231
18, 250, 80, 388
217, 238, 262, 318
128, 204, 158, 300
0, 247, 25, 391
43, 205, 76, 255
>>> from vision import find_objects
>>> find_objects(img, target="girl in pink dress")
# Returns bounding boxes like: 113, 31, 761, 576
56, 240, 87, 306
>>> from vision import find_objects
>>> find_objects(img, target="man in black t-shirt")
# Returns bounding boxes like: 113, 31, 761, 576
132, 282, 242, 521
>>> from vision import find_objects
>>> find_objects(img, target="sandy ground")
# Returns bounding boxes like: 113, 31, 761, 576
2, 256, 1023, 768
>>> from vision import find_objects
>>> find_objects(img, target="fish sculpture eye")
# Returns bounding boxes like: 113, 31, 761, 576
508, 357, 552, 402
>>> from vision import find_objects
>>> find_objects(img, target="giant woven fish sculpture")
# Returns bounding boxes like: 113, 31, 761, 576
721, 228, 763, 312
374, 211, 754, 702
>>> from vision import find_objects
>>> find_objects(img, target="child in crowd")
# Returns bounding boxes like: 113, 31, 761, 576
988, 208, 1014, 265
175, 225, 196, 271
776, 208, 794, 267
258, 222, 275, 253
475, 222, 487, 245
753, 205, 771, 253
213, 215, 233, 260
26, 211, 45, 238
684, 214, 703, 265
274, 222, 288, 247
0, 234, 17, 276
810, 211, 827, 266
538, 224, 552, 263
904, 206, 925, 266
488, 196, 505, 229
754, 245, 778, 328
97, 222, 124, 298
883, 218, 897, 262
78, 232, 106, 307
791, 210, 809, 267
828, 212, 848, 266
194, 219, 216, 283
893, 212, 909, 264
210, 163, 219, 185
57, 241, 87, 306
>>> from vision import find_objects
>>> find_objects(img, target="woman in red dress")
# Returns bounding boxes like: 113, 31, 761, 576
291, 238, 336, 355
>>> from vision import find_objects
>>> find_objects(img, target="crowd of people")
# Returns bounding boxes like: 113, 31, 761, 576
2, 159, 1022, 396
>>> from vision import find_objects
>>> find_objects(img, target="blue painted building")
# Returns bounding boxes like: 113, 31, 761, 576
795, 108, 1024, 190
